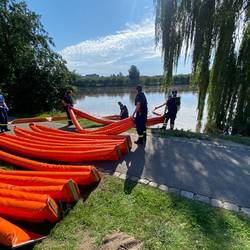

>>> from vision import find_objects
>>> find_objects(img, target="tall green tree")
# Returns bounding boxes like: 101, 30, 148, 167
155, 0, 250, 135
0, 0, 72, 114
128, 65, 140, 84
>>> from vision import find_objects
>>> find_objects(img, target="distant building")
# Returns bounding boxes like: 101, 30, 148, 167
85, 74, 99, 78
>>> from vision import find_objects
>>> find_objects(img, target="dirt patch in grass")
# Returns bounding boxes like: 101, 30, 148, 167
77, 231, 142, 250
76, 232, 96, 250
100, 231, 143, 250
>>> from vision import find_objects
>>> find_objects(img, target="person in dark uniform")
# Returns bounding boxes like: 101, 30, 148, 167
118, 102, 129, 120
172, 90, 181, 111
132, 85, 148, 144
0, 93, 10, 133
154, 94, 177, 130
62, 90, 74, 126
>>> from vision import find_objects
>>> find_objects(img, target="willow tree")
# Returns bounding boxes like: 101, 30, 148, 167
155, 0, 250, 135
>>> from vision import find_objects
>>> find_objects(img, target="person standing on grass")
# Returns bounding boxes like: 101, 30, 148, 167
0, 93, 10, 133
154, 93, 177, 130
132, 85, 148, 144
118, 101, 129, 120
62, 90, 74, 126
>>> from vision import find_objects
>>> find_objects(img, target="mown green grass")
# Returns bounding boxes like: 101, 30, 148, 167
151, 128, 250, 147
34, 175, 250, 250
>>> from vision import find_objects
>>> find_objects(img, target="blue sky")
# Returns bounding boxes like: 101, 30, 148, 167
25, 0, 191, 76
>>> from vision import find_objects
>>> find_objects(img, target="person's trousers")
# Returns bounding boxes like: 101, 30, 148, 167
0, 107, 8, 131
163, 112, 176, 129
135, 114, 147, 141
64, 106, 73, 125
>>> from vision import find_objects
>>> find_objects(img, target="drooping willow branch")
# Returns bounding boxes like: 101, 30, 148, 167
155, 0, 250, 135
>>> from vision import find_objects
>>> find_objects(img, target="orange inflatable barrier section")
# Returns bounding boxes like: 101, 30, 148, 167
0, 216, 46, 248
0, 168, 100, 186
0, 107, 165, 248
0, 196, 59, 223
0, 137, 120, 162
0, 182, 79, 203
0, 150, 95, 172
10, 115, 67, 124
72, 107, 113, 125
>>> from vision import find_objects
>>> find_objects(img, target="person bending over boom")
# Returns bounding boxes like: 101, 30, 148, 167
154, 94, 177, 130
118, 102, 129, 120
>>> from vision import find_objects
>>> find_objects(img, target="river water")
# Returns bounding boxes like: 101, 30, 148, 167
75, 86, 207, 132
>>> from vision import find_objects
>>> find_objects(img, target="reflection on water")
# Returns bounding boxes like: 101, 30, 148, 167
75, 86, 207, 132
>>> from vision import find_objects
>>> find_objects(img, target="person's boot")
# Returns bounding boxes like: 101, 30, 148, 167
143, 131, 147, 142
68, 121, 73, 126
161, 125, 166, 130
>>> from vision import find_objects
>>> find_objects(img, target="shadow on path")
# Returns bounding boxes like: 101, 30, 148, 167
124, 144, 145, 194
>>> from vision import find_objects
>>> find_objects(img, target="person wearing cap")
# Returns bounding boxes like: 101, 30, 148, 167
118, 102, 129, 120
132, 85, 148, 144
62, 90, 74, 126
154, 93, 177, 130
0, 93, 10, 133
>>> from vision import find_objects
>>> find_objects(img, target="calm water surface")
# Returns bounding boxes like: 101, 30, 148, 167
75, 86, 207, 132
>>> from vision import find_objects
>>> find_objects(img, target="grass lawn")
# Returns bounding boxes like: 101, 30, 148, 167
150, 128, 250, 147
34, 175, 250, 250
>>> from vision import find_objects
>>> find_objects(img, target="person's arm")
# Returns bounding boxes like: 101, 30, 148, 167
3, 101, 9, 111
154, 102, 167, 110
132, 102, 141, 118
62, 99, 66, 106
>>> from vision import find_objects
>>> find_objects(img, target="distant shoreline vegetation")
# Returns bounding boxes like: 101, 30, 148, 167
71, 73, 190, 88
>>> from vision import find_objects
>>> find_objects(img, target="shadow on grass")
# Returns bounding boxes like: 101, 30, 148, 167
167, 193, 250, 249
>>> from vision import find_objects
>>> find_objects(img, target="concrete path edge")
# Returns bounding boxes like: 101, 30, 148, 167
111, 171, 250, 217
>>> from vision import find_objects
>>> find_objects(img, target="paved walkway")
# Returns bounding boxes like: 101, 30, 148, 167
8, 122, 250, 208
96, 133, 250, 208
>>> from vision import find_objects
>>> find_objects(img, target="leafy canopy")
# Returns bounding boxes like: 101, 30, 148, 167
155, 0, 250, 135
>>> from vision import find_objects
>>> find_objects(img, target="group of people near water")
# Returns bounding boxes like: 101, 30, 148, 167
63, 86, 181, 145
0, 86, 181, 144
115, 86, 180, 144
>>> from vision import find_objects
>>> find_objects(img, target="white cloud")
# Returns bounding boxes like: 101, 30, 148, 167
59, 18, 164, 76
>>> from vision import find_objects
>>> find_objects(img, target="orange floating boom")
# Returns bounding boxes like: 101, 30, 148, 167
14, 127, 126, 146
0, 168, 100, 186
0, 150, 95, 172
71, 107, 113, 125
0, 137, 120, 162
0, 188, 51, 203
0, 175, 80, 202
0, 182, 80, 203
0, 216, 45, 248
69, 108, 135, 135
2, 134, 120, 151
0, 196, 59, 223
33, 124, 132, 148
